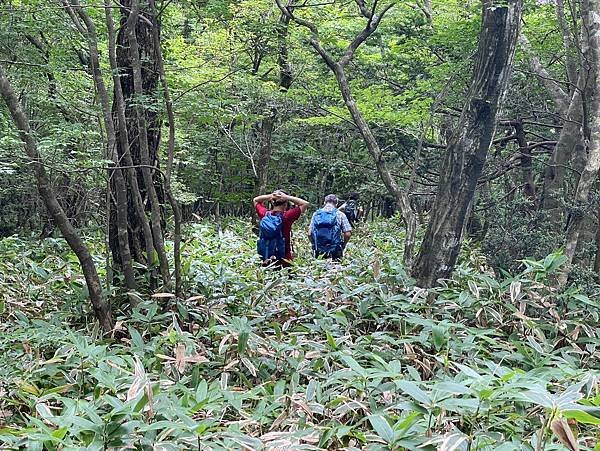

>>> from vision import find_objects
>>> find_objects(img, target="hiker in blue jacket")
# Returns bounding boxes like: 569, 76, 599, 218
309, 194, 352, 260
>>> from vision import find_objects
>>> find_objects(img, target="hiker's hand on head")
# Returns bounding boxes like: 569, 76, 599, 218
272, 191, 283, 201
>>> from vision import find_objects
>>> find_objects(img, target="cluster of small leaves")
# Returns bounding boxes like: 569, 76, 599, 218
0, 219, 598, 450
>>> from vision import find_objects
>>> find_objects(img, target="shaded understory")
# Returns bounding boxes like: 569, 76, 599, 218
0, 219, 598, 450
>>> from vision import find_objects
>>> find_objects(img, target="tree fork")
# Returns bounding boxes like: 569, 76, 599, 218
275, 0, 418, 265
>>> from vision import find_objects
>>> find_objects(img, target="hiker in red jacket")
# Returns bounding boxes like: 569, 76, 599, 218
253, 190, 309, 266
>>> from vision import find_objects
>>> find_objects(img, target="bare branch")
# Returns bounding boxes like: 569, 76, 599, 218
60, 0, 87, 34
339, 2, 394, 67
369, 0, 379, 20
518, 33, 570, 112
274, 0, 337, 69
173, 68, 245, 102
354, 0, 371, 18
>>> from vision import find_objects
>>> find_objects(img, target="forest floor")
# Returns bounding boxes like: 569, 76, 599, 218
0, 219, 598, 450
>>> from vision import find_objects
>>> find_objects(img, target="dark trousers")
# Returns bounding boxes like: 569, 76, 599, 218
314, 249, 343, 261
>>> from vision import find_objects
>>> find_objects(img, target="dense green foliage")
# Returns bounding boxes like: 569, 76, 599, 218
1, 221, 598, 449
1, 0, 598, 276
1, 0, 600, 446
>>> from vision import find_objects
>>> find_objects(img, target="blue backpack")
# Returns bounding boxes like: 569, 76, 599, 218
311, 208, 343, 256
257, 212, 286, 261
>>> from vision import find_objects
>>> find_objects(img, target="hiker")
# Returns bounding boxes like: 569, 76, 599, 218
309, 194, 352, 260
254, 190, 309, 267
339, 192, 361, 227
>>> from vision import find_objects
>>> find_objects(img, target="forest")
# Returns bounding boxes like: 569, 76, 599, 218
0, 0, 599, 447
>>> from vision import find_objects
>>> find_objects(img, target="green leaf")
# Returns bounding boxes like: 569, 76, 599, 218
396, 380, 432, 405
571, 294, 600, 308
368, 415, 395, 444
432, 325, 448, 351
51, 427, 68, 440
434, 381, 471, 396
326, 330, 338, 350
522, 388, 554, 408
238, 330, 249, 354
563, 409, 600, 425
341, 355, 365, 374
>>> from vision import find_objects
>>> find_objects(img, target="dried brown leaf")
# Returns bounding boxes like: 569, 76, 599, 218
151, 292, 175, 298
372, 259, 381, 279
551, 418, 579, 451
175, 343, 187, 374
145, 383, 154, 420
126, 358, 146, 401
185, 295, 205, 302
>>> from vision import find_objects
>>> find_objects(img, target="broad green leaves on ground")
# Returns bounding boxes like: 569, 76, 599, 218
0, 219, 598, 449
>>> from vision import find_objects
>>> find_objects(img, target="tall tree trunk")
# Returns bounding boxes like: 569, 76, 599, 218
109, 0, 170, 285
254, 116, 275, 196
275, 0, 418, 265
0, 66, 113, 332
515, 119, 535, 199
558, 0, 600, 286
594, 207, 600, 277
541, 91, 583, 210
66, 0, 137, 290
151, 1, 183, 298
105, 0, 157, 292
412, 0, 522, 287
333, 66, 418, 265
123, 0, 171, 285
555, 0, 578, 88
518, 33, 584, 213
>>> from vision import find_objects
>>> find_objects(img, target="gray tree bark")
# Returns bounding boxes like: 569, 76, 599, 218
150, 1, 183, 297
411, 0, 523, 287
105, 0, 157, 290
65, 0, 137, 290
519, 27, 584, 213
594, 207, 600, 277
541, 90, 583, 210
126, 0, 171, 285
558, 0, 600, 286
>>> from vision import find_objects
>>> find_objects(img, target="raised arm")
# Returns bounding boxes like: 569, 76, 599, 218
280, 193, 310, 213
253, 193, 272, 206
340, 212, 352, 244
